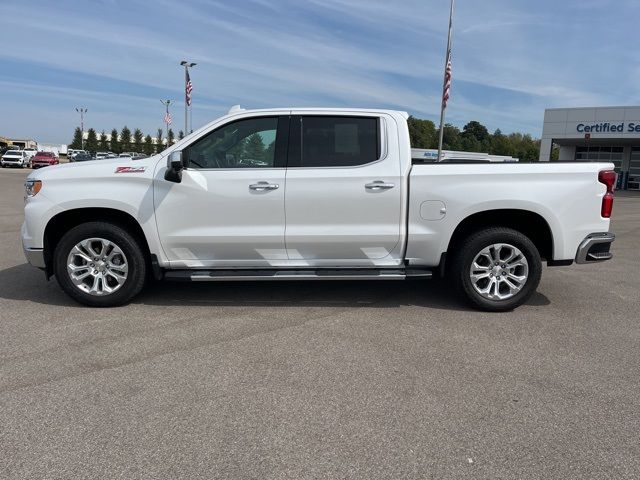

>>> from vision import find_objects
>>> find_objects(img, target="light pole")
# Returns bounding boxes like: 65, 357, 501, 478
75, 107, 87, 150
180, 60, 196, 135
160, 99, 172, 148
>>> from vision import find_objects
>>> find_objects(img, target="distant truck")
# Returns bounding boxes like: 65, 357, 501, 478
412, 148, 518, 163
23, 107, 616, 311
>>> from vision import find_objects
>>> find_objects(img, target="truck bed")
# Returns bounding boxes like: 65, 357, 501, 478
405, 162, 613, 266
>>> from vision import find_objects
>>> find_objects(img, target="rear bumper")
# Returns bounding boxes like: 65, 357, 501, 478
575, 232, 615, 264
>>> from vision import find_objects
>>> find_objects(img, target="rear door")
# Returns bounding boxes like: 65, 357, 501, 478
284, 113, 403, 266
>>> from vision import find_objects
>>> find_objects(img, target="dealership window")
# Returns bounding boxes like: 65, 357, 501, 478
630, 147, 640, 175
575, 146, 623, 172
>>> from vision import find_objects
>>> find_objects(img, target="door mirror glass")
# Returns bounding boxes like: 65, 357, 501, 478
165, 150, 184, 183
168, 150, 184, 170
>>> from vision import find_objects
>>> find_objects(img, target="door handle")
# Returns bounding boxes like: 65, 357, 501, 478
365, 181, 395, 190
249, 182, 279, 191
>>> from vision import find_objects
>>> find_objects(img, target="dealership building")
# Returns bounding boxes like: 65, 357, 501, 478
540, 106, 640, 190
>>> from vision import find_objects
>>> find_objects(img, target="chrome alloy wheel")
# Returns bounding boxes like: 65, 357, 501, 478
469, 243, 529, 301
66, 238, 129, 296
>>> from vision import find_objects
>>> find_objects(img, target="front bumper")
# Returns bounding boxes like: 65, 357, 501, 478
23, 246, 46, 269
575, 233, 615, 264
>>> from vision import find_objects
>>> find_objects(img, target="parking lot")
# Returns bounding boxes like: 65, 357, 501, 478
1, 167, 639, 479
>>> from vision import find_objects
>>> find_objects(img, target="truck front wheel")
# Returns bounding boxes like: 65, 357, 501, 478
53, 222, 147, 307
449, 227, 542, 312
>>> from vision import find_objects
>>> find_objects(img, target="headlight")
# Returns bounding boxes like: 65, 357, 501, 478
25, 180, 42, 197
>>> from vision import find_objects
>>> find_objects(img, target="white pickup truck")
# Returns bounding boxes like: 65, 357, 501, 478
22, 107, 616, 311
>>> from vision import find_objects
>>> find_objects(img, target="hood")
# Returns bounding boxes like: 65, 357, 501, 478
28, 154, 162, 182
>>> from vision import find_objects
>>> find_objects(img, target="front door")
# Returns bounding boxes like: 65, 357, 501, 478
154, 115, 289, 268
284, 114, 403, 266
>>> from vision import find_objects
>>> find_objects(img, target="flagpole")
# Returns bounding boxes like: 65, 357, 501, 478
437, 0, 455, 162
184, 65, 188, 135
180, 60, 196, 136
161, 99, 171, 148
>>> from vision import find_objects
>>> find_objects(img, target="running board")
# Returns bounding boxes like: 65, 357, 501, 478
163, 268, 433, 282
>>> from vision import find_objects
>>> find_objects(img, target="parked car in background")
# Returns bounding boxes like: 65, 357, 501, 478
1, 145, 20, 156
120, 152, 140, 158
71, 152, 94, 162
31, 151, 59, 169
1, 149, 30, 168
23, 148, 38, 159
67, 149, 86, 159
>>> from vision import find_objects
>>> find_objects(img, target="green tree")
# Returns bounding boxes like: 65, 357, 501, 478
120, 126, 132, 152
143, 135, 154, 156
178, 130, 184, 140
168, 128, 175, 147
99, 130, 109, 151
407, 116, 437, 149
110, 128, 120, 153
85, 128, 98, 153
244, 133, 266, 160
133, 128, 143, 153
440, 124, 462, 150
489, 129, 511, 156
156, 128, 164, 153
462, 120, 491, 152
68, 127, 82, 150
69, 127, 83, 150
462, 121, 490, 143
264, 141, 276, 162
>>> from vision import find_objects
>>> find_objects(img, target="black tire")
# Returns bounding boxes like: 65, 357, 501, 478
53, 222, 147, 307
448, 227, 542, 312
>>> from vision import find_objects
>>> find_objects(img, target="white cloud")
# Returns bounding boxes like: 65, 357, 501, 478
0, 0, 638, 142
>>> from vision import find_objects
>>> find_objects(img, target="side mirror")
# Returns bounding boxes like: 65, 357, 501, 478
165, 150, 185, 183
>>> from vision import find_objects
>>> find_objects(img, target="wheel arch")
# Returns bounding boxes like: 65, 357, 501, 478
446, 209, 554, 262
43, 208, 151, 277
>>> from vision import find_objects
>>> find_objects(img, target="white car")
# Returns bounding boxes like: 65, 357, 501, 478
68, 149, 88, 159
23, 148, 38, 159
2, 150, 30, 168
22, 107, 616, 310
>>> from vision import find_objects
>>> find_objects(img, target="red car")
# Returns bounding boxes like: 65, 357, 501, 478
31, 151, 59, 169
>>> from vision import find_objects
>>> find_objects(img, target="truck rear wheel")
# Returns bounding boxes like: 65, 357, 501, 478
449, 227, 542, 312
53, 222, 147, 307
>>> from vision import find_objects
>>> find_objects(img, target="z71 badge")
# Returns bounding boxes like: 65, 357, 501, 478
115, 166, 146, 174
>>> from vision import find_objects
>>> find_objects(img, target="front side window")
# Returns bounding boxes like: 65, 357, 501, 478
297, 116, 380, 168
185, 117, 279, 169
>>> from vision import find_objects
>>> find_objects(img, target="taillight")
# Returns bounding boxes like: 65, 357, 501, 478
598, 170, 616, 218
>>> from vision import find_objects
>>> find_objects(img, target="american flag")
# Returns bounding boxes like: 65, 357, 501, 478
442, 50, 452, 109
164, 111, 172, 125
186, 70, 193, 106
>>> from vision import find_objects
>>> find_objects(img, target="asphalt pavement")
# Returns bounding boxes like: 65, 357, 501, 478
1, 167, 639, 479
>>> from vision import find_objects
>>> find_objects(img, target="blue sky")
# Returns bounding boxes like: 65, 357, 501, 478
1, 0, 639, 144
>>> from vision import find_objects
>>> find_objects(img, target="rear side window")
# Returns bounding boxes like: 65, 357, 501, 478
294, 116, 380, 167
